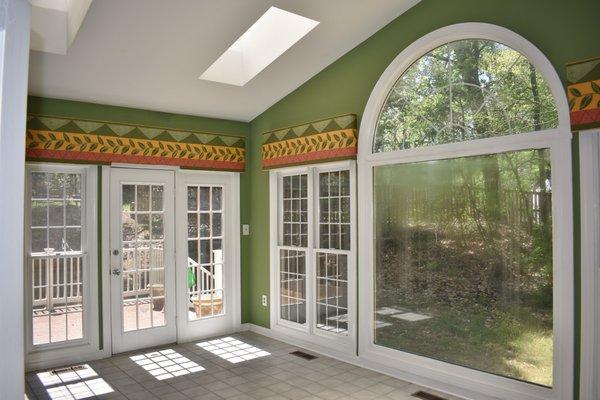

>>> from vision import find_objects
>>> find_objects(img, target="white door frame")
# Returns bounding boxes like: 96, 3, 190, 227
580, 130, 600, 400
175, 170, 241, 342
0, 0, 30, 397
109, 167, 177, 353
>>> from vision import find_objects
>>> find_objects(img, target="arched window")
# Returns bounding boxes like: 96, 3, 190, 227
374, 40, 558, 152
358, 24, 572, 400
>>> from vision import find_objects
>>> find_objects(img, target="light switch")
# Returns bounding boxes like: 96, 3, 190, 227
242, 224, 250, 235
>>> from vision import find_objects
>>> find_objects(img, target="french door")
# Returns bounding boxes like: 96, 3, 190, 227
109, 168, 176, 353
175, 170, 240, 342
109, 167, 240, 353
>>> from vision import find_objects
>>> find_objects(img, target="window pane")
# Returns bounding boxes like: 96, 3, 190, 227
48, 227, 64, 251
31, 172, 48, 198
213, 213, 222, 237
316, 253, 348, 334
31, 228, 47, 253
212, 187, 222, 211
374, 40, 559, 153
188, 213, 198, 238
48, 173, 64, 198
48, 201, 64, 227
136, 214, 150, 241
318, 170, 351, 251
282, 174, 308, 247
200, 187, 210, 211
280, 249, 306, 325
65, 228, 81, 251
65, 200, 81, 226
65, 174, 81, 199
187, 186, 198, 211
122, 185, 135, 212
32, 200, 48, 227
200, 240, 210, 264
199, 213, 210, 237
151, 185, 163, 211
187, 185, 226, 321
136, 185, 150, 211
151, 215, 164, 240
373, 149, 553, 386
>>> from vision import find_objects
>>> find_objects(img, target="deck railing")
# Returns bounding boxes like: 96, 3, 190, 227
30, 253, 84, 310
121, 246, 164, 296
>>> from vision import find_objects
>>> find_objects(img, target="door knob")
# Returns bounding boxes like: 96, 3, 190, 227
111, 268, 121, 276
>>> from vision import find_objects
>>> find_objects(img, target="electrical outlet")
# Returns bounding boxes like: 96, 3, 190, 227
261, 295, 268, 307
242, 224, 250, 235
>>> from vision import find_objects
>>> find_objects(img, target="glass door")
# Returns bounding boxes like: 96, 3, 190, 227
110, 168, 176, 353
176, 171, 240, 341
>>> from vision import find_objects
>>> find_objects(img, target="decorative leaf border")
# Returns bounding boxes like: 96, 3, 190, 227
26, 130, 245, 171
261, 118, 358, 169
566, 57, 600, 131
567, 80, 600, 112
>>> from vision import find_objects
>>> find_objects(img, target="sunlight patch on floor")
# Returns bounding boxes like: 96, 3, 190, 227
196, 337, 270, 363
35, 365, 113, 399
130, 349, 205, 380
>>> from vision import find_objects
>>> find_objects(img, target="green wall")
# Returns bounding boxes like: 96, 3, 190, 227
26, 0, 600, 394
26, 96, 253, 342
27, 96, 249, 135
246, 0, 600, 397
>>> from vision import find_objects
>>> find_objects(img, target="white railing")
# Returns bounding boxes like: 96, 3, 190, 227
31, 253, 84, 310
122, 246, 164, 296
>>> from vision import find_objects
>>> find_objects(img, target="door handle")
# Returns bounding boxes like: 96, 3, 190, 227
111, 268, 121, 276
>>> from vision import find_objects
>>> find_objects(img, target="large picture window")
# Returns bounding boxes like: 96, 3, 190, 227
374, 148, 553, 385
358, 24, 573, 400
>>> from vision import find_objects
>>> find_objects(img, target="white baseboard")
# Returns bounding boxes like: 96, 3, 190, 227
26, 347, 111, 372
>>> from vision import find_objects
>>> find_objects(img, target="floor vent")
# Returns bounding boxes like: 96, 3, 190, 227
411, 391, 447, 400
51, 365, 86, 375
290, 350, 317, 360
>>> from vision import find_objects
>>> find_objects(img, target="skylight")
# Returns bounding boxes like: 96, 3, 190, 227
200, 7, 319, 86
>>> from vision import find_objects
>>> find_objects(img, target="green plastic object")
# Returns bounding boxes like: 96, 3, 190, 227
187, 267, 196, 288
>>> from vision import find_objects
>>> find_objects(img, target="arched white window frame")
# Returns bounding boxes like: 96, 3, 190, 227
357, 23, 573, 400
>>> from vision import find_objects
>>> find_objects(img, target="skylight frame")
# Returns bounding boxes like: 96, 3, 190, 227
199, 6, 319, 86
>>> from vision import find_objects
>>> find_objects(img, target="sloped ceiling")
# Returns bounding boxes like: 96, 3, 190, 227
28, 0, 420, 122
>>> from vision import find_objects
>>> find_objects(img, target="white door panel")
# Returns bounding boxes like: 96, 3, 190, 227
110, 168, 176, 353
176, 171, 240, 342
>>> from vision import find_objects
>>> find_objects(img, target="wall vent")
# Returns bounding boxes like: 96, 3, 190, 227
290, 350, 317, 360
411, 391, 447, 400
51, 365, 86, 375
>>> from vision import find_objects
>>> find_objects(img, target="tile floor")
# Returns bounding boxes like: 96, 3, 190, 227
25, 331, 464, 400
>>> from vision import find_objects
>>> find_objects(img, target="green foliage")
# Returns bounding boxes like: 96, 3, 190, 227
373, 149, 553, 385
374, 40, 558, 152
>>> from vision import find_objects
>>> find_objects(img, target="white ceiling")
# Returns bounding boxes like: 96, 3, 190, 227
28, 0, 419, 122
